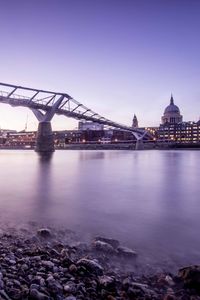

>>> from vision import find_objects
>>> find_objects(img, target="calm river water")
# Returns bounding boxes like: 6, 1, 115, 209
0, 150, 200, 270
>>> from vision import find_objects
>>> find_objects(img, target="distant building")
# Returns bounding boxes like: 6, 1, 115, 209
1, 131, 36, 148
158, 121, 200, 143
132, 114, 138, 128
78, 121, 104, 131
156, 95, 200, 143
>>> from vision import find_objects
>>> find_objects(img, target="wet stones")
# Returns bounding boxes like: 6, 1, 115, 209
63, 281, 76, 294
179, 265, 200, 290
76, 258, 103, 275
37, 229, 52, 239
69, 264, 77, 273
117, 246, 137, 258
93, 236, 137, 259
0, 279, 4, 289
41, 260, 54, 270
1, 226, 200, 299
46, 275, 62, 295
29, 288, 50, 300
64, 296, 77, 300
94, 236, 120, 249
98, 275, 116, 289
92, 240, 115, 254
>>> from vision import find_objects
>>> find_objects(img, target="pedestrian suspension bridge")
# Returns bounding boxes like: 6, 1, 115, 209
0, 82, 149, 152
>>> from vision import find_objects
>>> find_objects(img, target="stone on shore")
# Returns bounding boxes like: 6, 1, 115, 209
94, 236, 120, 249
0, 226, 200, 299
29, 288, 50, 300
76, 258, 103, 275
178, 265, 200, 290
98, 275, 116, 289
117, 246, 137, 258
92, 240, 115, 253
37, 228, 52, 238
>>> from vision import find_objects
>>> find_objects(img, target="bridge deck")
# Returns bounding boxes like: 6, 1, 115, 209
0, 82, 148, 138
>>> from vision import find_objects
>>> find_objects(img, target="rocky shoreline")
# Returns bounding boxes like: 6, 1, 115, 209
0, 225, 199, 300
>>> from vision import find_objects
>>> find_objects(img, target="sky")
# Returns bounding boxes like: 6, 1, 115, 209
0, 0, 199, 131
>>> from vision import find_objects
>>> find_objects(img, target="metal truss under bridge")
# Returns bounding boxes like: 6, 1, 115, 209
0, 82, 149, 152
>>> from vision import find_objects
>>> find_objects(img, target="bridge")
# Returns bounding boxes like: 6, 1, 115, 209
0, 82, 149, 152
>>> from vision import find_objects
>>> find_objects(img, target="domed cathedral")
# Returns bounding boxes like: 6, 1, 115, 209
161, 95, 183, 124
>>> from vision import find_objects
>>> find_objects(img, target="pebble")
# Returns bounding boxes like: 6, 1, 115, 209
30, 289, 50, 300
94, 236, 120, 248
64, 296, 77, 300
0, 227, 198, 299
69, 264, 77, 273
99, 275, 115, 289
92, 240, 115, 253
117, 246, 137, 258
76, 258, 103, 275
37, 228, 52, 238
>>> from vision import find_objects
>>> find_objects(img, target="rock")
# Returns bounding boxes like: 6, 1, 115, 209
165, 275, 175, 286
117, 246, 137, 258
94, 236, 120, 249
7, 259, 16, 265
0, 279, 4, 289
163, 295, 176, 300
46, 276, 63, 294
30, 284, 40, 291
42, 260, 54, 269
37, 228, 52, 238
92, 241, 115, 254
6, 288, 22, 300
69, 264, 77, 273
63, 281, 76, 293
30, 289, 50, 300
107, 296, 116, 300
179, 265, 200, 290
62, 256, 74, 267
64, 296, 77, 300
99, 275, 115, 289
0, 290, 12, 300
77, 258, 103, 275
126, 282, 156, 298
71, 242, 88, 251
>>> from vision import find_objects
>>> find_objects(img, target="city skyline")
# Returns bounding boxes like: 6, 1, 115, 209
0, 0, 200, 130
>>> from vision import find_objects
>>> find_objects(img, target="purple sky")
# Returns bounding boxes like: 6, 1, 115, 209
0, 0, 199, 130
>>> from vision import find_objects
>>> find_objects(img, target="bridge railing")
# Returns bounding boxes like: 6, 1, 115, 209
0, 82, 152, 139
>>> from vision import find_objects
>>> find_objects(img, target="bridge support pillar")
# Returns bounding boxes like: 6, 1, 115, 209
135, 139, 144, 150
31, 95, 65, 153
35, 122, 54, 152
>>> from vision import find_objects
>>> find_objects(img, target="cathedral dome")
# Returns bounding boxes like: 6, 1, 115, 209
161, 95, 183, 124
164, 96, 180, 114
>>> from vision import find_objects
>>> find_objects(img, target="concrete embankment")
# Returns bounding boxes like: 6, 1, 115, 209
59, 143, 136, 150
0, 142, 200, 151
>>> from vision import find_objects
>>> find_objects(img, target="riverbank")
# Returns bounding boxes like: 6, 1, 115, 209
0, 142, 200, 151
0, 224, 199, 300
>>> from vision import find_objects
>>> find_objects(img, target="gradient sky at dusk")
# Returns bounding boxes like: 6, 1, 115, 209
0, 0, 199, 130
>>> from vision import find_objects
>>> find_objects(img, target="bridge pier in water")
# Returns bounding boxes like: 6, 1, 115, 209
31, 95, 65, 153
35, 121, 54, 153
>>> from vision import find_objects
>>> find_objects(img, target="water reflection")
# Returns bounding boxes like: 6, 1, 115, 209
32, 153, 53, 222
0, 150, 199, 269
38, 152, 54, 162
79, 151, 105, 160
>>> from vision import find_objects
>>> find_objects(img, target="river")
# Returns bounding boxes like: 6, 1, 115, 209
0, 149, 200, 271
